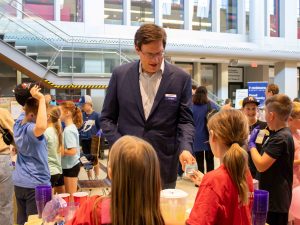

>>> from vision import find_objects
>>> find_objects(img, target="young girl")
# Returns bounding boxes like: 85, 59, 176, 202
59, 101, 83, 200
45, 106, 64, 194
288, 102, 300, 225
187, 109, 253, 225
67, 135, 165, 225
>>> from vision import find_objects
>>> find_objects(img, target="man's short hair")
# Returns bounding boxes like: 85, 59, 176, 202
134, 24, 167, 50
267, 84, 279, 95
265, 94, 292, 121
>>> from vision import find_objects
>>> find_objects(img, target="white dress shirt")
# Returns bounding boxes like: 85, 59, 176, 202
139, 61, 165, 119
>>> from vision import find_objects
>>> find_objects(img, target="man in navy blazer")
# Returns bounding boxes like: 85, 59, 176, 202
100, 24, 195, 188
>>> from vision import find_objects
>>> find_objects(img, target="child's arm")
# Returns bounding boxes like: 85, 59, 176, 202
63, 148, 77, 156
250, 147, 276, 172
30, 85, 47, 137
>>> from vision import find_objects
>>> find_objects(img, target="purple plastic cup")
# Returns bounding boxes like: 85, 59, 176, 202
252, 190, 269, 225
35, 185, 52, 218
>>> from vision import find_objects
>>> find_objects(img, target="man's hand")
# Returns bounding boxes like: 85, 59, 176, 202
179, 150, 196, 171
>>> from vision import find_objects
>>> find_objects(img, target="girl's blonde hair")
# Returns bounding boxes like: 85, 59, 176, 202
291, 102, 300, 119
207, 109, 250, 205
48, 106, 63, 152
109, 135, 164, 225
60, 101, 83, 129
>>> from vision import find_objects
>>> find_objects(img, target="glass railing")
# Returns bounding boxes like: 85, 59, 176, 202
0, 0, 137, 77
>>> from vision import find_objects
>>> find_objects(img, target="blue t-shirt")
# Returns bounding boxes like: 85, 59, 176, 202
61, 124, 80, 169
12, 113, 50, 188
79, 111, 100, 140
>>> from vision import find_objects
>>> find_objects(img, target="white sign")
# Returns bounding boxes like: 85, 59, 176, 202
235, 89, 248, 109
228, 67, 243, 82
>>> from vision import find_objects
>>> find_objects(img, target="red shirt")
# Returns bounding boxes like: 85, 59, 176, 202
186, 165, 253, 225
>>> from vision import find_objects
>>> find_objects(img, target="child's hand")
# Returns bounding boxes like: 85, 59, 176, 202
30, 85, 44, 100
188, 170, 204, 186
248, 126, 260, 151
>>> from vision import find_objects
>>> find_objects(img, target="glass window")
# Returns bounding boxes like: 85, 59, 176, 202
131, 0, 155, 26
23, 0, 54, 20
297, 0, 300, 39
60, 0, 83, 22
245, 0, 250, 34
162, 0, 184, 30
220, 0, 238, 33
104, 0, 124, 25
192, 0, 212, 31
268, 0, 280, 37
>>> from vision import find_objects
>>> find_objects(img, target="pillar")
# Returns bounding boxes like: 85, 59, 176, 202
217, 63, 228, 100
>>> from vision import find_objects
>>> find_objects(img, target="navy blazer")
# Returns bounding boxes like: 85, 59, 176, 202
100, 60, 195, 184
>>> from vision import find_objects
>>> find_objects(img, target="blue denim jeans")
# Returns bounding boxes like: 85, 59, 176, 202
0, 155, 13, 225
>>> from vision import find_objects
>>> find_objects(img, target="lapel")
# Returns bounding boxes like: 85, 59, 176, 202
148, 61, 174, 120
129, 61, 146, 122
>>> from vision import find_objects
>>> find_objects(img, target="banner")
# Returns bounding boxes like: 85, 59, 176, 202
248, 81, 268, 108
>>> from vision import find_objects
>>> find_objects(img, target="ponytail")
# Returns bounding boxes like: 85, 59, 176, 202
223, 143, 249, 205
48, 106, 63, 153
53, 119, 63, 153
73, 106, 83, 129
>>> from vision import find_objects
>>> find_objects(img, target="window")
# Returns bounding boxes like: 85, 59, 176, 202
104, 0, 124, 25
245, 0, 250, 34
162, 0, 184, 30
192, 0, 212, 31
220, 0, 238, 33
131, 0, 155, 26
23, 0, 54, 20
60, 0, 83, 22
268, 0, 280, 37
297, 0, 300, 39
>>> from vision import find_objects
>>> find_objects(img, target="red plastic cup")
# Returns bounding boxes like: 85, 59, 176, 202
73, 192, 88, 205
58, 193, 70, 203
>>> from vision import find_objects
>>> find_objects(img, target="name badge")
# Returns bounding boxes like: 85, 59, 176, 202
165, 94, 177, 101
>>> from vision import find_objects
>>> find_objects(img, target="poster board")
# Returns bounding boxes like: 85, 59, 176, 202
235, 89, 248, 109
248, 81, 268, 108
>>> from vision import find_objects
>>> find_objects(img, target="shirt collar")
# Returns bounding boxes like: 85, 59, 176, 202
139, 60, 165, 76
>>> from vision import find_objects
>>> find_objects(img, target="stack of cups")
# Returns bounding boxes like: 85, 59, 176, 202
35, 185, 52, 218
252, 190, 269, 225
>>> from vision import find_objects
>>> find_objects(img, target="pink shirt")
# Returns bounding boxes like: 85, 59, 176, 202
293, 131, 300, 188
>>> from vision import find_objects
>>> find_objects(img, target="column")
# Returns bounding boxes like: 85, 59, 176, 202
212, 0, 220, 32
123, 0, 131, 26
279, 0, 297, 45
83, 0, 104, 34
54, 0, 61, 21
16, 0, 22, 19
193, 62, 201, 86
184, 0, 193, 30
249, 0, 265, 44
274, 61, 298, 99
237, 0, 246, 34
155, 0, 163, 26
16, 71, 22, 85
217, 63, 228, 100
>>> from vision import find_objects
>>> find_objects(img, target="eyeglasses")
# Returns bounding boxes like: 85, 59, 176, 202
140, 50, 165, 59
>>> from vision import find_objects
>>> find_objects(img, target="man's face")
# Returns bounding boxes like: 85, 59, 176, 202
242, 103, 258, 121
135, 40, 164, 75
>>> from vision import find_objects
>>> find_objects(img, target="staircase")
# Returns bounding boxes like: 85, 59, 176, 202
0, 0, 136, 89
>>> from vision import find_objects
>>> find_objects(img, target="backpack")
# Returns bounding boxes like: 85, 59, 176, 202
206, 102, 218, 121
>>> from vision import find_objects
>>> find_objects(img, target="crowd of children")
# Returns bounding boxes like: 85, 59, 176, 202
1, 80, 299, 225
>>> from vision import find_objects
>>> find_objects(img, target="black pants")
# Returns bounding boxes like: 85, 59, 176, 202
14, 186, 37, 225
194, 150, 214, 173
266, 212, 288, 225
